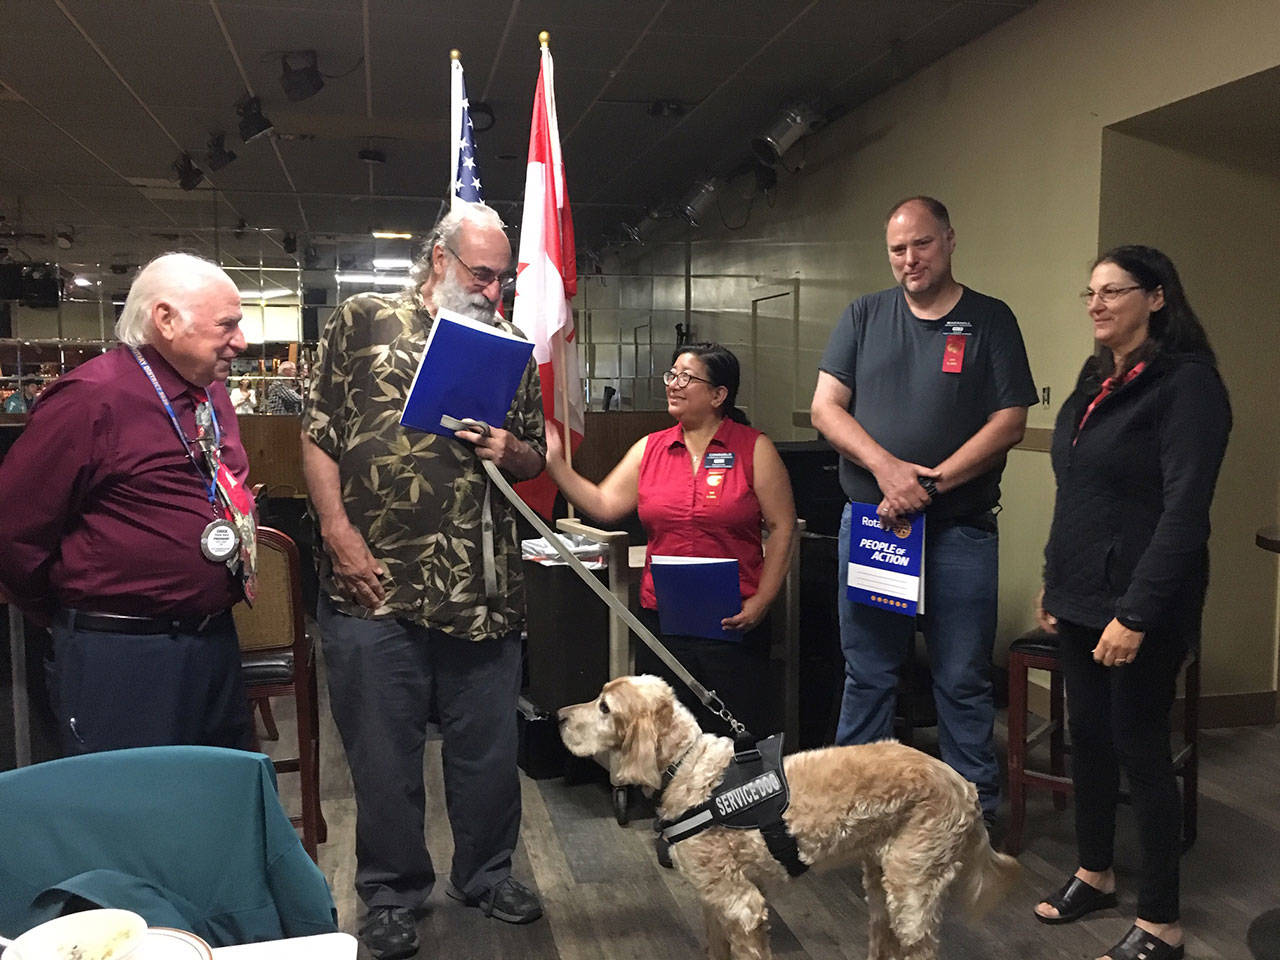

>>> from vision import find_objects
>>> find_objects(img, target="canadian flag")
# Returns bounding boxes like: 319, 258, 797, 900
513, 35, 583, 519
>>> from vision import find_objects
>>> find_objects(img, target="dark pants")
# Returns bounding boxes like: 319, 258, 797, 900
1057, 618, 1187, 924
318, 596, 522, 911
634, 606, 774, 738
48, 615, 251, 754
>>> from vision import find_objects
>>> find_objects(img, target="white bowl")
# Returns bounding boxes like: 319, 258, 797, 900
6, 909, 147, 960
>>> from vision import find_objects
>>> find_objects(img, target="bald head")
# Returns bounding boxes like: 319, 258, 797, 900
885, 197, 957, 305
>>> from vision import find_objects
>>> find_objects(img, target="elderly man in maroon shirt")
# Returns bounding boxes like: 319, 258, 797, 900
0, 252, 256, 754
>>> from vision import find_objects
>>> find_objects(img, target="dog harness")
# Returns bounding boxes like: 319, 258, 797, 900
653, 734, 809, 877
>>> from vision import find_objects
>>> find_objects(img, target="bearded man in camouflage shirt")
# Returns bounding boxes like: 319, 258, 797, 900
301, 203, 546, 960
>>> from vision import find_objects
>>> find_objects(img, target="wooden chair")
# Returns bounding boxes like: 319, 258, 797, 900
1004, 628, 1199, 855
233, 526, 326, 861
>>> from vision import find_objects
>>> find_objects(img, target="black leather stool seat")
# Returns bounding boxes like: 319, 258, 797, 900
242, 652, 294, 685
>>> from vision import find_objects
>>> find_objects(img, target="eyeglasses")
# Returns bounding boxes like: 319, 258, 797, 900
445, 245, 516, 293
1079, 285, 1143, 305
662, 369, 712, 388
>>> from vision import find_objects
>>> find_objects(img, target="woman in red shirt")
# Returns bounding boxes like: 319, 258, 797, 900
544, 342, 796, 735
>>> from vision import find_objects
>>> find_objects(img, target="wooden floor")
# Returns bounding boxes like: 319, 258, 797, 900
260, 650, 1280, 960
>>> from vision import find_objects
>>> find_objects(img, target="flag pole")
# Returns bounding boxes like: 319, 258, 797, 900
557, 336, 574, 471
448, 49, 461, 205
557, 335, 576, 519
542, 31, 576, 516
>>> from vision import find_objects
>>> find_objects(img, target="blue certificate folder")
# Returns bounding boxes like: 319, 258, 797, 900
650, 556, 742, 641
400, 308, 535, 437
846, 502, 925, 617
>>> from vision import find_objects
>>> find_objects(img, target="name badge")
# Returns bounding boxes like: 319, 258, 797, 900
942, 334, 966, 374
201, 519, 241, 561
704, 452, 736, 470
944, 319, 973, 336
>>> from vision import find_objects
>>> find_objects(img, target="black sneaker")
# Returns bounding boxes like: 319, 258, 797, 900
446, 876, 543, 924
359, 906, 419, 960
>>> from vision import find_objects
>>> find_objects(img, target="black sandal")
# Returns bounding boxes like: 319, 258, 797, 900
1103, 924, 1184, 959
1034, 875, 1118, 925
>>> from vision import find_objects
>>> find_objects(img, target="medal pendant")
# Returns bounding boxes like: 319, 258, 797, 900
201, 518, 241, 562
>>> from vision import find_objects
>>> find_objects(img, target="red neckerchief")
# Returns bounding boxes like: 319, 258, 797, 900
1074, 360, 1146, 445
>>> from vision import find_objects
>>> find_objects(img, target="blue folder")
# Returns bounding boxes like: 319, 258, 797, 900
845, 501, 925, 616
650, 555, 742, 641
400, 308, 535, 437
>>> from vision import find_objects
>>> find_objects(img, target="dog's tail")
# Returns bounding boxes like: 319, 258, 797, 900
953, 805, 1020, 921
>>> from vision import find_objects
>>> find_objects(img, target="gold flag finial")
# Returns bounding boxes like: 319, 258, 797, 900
450, 49, 460, 60
538, 31, 549, 48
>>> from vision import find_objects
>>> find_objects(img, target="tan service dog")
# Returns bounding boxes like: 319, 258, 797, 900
559, 675, 1019, 960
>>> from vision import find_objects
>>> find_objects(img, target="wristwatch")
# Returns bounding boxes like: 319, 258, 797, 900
918, 476, 938, 498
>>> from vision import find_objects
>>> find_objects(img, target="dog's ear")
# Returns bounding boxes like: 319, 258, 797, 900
613, 692, 663, 790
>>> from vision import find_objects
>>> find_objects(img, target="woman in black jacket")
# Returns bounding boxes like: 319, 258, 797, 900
1032, 246, 1231, 960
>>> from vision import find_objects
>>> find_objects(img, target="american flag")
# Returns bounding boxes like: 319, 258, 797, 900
451, 52, 484, 207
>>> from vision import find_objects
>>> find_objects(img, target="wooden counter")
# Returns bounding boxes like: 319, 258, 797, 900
238, 415, 306, 494
573, 410, 674, 481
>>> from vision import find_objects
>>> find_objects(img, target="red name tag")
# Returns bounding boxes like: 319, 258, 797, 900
705, 469, 725, 500
942, 334, 966, 373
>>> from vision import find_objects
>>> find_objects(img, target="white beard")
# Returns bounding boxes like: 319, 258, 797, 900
435, 269, 497, 324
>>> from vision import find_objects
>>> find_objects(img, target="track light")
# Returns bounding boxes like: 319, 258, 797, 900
280, 50, 324, 102
173, 153, 205, 191
680, 179, 719, 227
750, 103, 823, 167
205, 132, 237, 172
237, 96, 274, 143
619, 210, 664, 244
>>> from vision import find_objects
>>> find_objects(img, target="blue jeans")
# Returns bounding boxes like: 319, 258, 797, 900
836, 502, 1001, 817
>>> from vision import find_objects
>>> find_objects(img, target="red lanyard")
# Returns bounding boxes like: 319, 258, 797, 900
1074, 361, 1146, 444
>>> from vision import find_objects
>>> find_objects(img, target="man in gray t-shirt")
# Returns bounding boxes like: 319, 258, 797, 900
810, 196, 1037, 826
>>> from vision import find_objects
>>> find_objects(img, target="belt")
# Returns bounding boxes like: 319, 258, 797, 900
60, 609, 234, 636
938, 510, 998, 534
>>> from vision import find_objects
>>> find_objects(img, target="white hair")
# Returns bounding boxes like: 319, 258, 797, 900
408, 203, 507, 286
114, 252, 232, 346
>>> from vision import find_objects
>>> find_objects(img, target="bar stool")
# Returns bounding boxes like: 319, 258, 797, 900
1004, 628, 1199, 855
